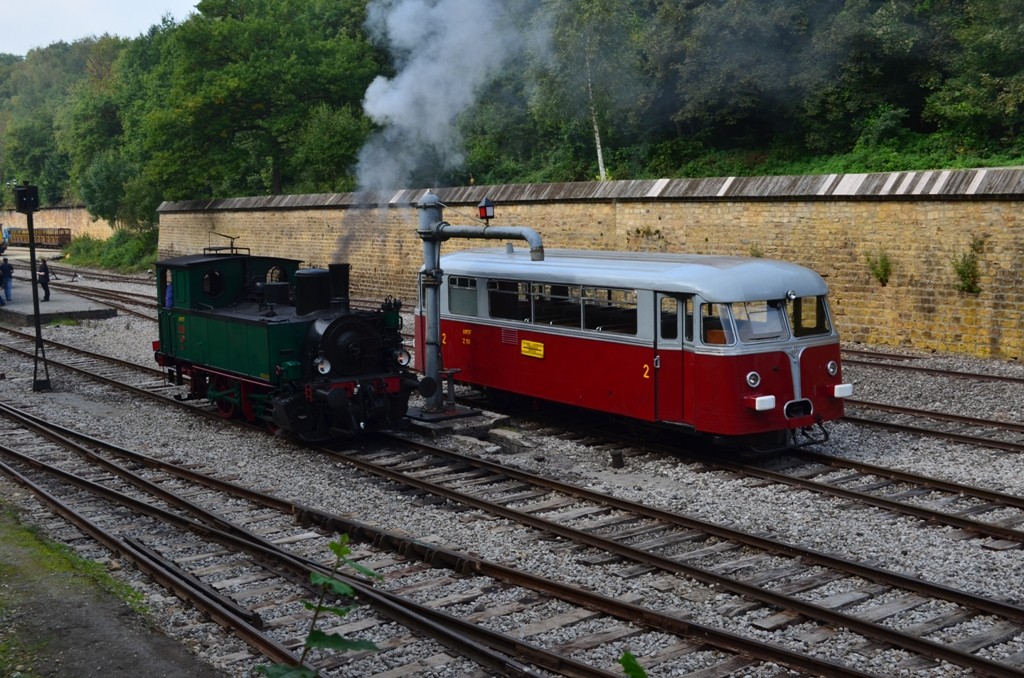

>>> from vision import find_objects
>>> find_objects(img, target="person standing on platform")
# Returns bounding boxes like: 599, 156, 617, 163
38, 259, 50, 302
0, 257, 12, 302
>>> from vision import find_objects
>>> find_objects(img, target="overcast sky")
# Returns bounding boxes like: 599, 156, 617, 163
2, 0, 199, 57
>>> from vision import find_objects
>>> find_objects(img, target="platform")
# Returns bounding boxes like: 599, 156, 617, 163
0, 287, 116, 326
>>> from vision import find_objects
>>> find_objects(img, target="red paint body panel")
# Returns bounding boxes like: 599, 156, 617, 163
439, 318, 658, 420
424, 316, 846, 437
683, 343, 844, 435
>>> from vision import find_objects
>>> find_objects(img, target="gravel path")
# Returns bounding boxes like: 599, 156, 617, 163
2, 282, 1023, 677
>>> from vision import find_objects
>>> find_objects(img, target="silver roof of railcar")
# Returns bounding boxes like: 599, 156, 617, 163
440, 247, 828, 302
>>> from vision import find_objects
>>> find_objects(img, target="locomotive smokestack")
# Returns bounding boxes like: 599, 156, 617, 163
329, 263, 351, 313
295, 269, 332, 316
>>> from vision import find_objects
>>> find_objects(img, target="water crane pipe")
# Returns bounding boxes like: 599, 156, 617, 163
417, 191, 544, 412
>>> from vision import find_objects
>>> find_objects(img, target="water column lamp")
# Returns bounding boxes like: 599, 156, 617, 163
478, 197, 495, 225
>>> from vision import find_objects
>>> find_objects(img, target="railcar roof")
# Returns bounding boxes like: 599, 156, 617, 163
156, 253, 303, 269
440, 248, 828, 301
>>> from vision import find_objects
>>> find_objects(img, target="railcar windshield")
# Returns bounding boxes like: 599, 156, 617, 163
733, 300, 790, 343
701, 295, 832, 346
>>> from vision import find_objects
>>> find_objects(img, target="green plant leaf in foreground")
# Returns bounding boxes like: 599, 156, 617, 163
618, 651, 648, 678
309, 571, 355, 596
253, 664, 316, 678
306, 629, 379, 652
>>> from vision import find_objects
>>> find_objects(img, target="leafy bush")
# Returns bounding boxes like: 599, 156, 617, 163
866, 250, 893, 286
62, 229, 158, 273
952, 236, 984, 294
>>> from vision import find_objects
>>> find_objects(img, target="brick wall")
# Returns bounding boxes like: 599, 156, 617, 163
157, 170, 1024, 360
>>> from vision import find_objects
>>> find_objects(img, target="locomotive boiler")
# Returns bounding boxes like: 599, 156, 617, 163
154, 247, 429, 440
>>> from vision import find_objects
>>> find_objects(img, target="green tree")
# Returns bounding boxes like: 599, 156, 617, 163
925, 0, 1024, 151
526, 0, 659, 181
1, 41, 95, 205
143, 0, 381, 199
289, 103, 373, 194
796, 0, 958, 154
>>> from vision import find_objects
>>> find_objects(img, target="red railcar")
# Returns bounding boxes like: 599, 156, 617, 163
415, 248, 852, 450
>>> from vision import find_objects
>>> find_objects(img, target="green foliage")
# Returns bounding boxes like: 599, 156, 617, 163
618, 651, 647, 678
289, 104, 372, 194
2, 0, 1024, 219
62, 229, 158, 273
866, 250, 893, 286
255, 535, 381, 677
924, 0, 1024, 150
952, 236, 984, 294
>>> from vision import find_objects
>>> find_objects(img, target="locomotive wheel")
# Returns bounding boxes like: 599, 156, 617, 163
216, 397, 236, 418
211, 377, 237, 418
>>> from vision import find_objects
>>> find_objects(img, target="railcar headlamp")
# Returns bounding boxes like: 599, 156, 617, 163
746, 371, 761, 388
395, 349, 412, 367
827, 360, 838, 377
314, 356, 332, 375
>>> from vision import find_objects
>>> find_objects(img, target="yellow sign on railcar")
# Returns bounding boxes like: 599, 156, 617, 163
521, 340, 544, 359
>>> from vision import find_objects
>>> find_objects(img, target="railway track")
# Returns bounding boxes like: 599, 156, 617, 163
5, 314, 1024, 674
0, 403, 873, 677
322, 433, 1024, 677
7, 265, 158, 320
840, 347, 1024, 452
0, 403, 551, 676
844, 400, 1024, 453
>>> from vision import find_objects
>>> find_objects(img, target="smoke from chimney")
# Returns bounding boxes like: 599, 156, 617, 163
356, 0, 537, 193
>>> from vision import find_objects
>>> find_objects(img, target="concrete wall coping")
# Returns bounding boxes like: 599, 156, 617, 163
157, 167, 1024, 214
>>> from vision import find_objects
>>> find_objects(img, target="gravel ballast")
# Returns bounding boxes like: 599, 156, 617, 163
2, 281, 1023, 677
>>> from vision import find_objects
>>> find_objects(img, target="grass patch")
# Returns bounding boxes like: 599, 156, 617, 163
0, 506, 146, 614
0, 502, 152, 676
46, 318, 81, 327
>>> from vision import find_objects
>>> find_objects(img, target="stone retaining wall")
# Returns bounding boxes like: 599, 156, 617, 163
1, 206, 114, 240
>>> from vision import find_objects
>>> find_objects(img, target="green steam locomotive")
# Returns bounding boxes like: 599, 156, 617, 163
154, 246, 430, 440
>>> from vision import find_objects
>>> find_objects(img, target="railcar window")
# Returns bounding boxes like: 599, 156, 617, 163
582, 287, 637, 334
789, 295, 832, 337
530, 283, 581, 327
266, 266, 287, 283
202, 269, 225, 297
488, 279, 530, 320
684, 297, 694, 342
701, 303, 735, 345
660, 296, 678, 340
733, 300, 790, 343
448, 276, 478, 316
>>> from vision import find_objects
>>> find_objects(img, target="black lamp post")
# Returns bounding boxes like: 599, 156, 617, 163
13, 181, 50, 391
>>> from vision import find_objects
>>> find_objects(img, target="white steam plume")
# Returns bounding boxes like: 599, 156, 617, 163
357, 0, 530, 193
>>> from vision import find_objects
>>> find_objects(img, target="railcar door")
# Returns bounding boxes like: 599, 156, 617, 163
654, 293, 687, 422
